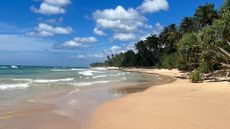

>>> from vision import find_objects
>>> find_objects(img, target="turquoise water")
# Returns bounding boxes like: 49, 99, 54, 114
0, 65, 156, 105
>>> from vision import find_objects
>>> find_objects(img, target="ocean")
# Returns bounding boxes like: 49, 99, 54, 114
0, 65, 162, 129
0, 65, 158, 105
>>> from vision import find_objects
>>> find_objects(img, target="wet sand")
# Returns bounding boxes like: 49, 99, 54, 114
0, 103, 81, 129
0, 71, 168, 129
90, 69, 230, 129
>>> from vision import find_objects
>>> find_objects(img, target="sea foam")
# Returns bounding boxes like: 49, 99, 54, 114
0, 83, 29, 90
78, 70, 95, 76
34, 78, 74, 83
0, 66, 8, 69
51, 68, 84, 72
10, 65, 18, 69
75, 80, 111, 86
92, 75, 108, 78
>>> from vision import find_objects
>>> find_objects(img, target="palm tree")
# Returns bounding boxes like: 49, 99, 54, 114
220, 0, 230, 14
218, 41, 230, 64
194, 3, 219, 28
145, 35, 161, 64
179, 17, 197, 34
159, 24, 180, 54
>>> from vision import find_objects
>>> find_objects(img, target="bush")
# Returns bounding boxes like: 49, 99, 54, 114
199, 57, 213, 73
189, 69, 203, 83
160, 53, 179, 69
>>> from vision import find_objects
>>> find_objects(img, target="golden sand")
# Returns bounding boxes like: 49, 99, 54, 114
90, 69, 230, 129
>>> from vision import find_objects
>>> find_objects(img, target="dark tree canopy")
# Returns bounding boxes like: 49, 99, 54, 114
91, 1, 230, 75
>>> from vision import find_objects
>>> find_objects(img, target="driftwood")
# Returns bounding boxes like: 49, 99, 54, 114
204, 77, 230, 82
205, 70, 229, 77
175, 73, 189, 79
204, 69, 230, 82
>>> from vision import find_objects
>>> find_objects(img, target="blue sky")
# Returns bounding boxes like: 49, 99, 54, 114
0, 0, 223, 67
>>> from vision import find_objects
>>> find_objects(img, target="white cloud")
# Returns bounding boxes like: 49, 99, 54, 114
112, 33, 136, 41
74, 37, 97, 43
94, 28, 106, 36
140, 22, 164, 40
62, 37, 97, 48
106, 45, 122, 54
44, 0, 71, 6
153, 22, 164, 34
31, 0, 71, 15
28, 23, 73, 37
73, 43, 136, 60
92, 5, 165, 41
88, 45, 123, 59
91, 44, 136, 59
138, 0, 169, 13
89, 53, 105, 58
93, 5, 146, 33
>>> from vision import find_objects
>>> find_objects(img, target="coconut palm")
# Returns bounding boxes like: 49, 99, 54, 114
179, 17, 197, 34
194, 3, 219, 28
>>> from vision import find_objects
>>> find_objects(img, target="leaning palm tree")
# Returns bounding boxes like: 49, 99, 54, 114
218, 41, 230, 67
214, 40, 230, 78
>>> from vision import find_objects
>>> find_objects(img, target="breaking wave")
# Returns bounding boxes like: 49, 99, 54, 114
0, 83, 29, 90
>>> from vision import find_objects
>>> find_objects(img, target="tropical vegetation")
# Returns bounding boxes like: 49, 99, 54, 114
91, 0, 230, 83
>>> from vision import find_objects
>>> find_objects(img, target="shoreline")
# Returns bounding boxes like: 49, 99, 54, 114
90, 68, 230, 129
0, 69, 166, 129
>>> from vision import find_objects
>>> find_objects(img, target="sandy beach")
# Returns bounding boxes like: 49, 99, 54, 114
0, 68, 167, 129
90, 68, 230, 129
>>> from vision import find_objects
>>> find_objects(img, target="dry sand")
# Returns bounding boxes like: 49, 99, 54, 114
90, 69, 230, 129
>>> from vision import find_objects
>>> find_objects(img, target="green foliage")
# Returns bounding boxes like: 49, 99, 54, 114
121, 50, 136, 67
91, 1, 229, 80
177, 33, 200, 70
159, 53, 179, 69
220, 0, 230, 14
90, 62, 105, 67
213, 3, 230, 42
199, 56, 213, 73
159, 24, 180, 53
194, 3, 219, 28
179, 17, 197, 34
189, 69, 203, 83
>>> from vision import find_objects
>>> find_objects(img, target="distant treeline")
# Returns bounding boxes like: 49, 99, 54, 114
91, 0, 230, 74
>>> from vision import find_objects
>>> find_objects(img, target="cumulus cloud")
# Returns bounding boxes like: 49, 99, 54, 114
93, 5, 146, 33
44, 0, 71, 6
112, 33, 136, 41
140, 22, 164, 40
106, 45, 122, 54
28, 23, 73, 37
62, 37, 97, 48
153, 22, 164, 34
92, 4, 165, 42
90, 44, 135, 59
94, 28, 106, 36
31, 0, 71, 15
72, 43, 136, 60
138, 0, 169, 13
106, 44, 136, 54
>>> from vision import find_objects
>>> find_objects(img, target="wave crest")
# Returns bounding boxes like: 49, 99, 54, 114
0, 83, 29, 90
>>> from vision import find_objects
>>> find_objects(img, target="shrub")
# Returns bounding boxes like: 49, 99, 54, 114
199, 57, 213, 73
189, 69, 203, 83
160, 53, 179, 69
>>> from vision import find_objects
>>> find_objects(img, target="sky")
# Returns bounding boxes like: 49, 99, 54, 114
0, 0, 223, 67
